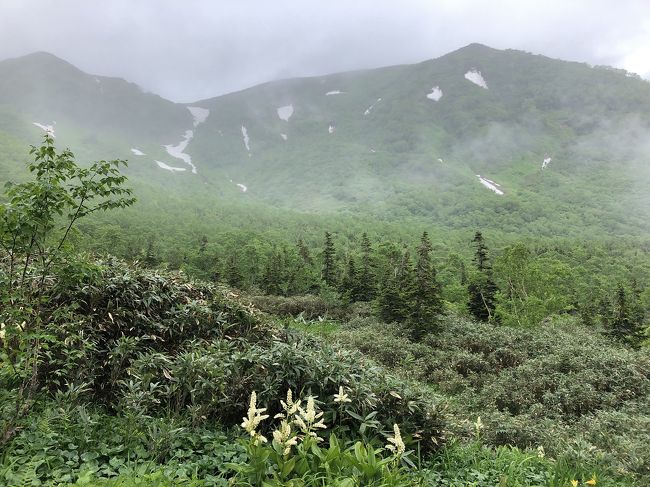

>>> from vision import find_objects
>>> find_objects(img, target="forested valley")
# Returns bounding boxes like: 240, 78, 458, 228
1, 41, 650, 486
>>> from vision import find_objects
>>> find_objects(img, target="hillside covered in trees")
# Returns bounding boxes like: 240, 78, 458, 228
1, 42, 649, 486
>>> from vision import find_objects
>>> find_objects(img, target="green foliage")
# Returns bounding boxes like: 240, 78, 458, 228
330, 316, 650, 481
0, 134, 135, 446
0, 404, 243, 486
230, 390, 416, 486
468, 232, 498, 323
607, 284, 645, 346
321, 231, 337, 287
409, 231, 443, 337
1, 255, 447, 484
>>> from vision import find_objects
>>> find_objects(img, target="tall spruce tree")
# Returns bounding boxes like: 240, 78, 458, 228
357, 232, 376, 301
340, 256, 359, 302
468, 231, 498, 322
379, 249, 413, 323
410, 232, 443, 337
321, 231, 337, 287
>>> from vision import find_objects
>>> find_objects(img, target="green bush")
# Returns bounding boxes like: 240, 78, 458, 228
330, 315, 650, 482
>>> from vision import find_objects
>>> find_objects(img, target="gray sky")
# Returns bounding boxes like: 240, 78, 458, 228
1, 0, 649, 102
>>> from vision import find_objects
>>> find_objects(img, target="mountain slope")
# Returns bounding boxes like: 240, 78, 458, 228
183, 43, 650, 233
0, 45, 649, 237
0, 51, 195, 175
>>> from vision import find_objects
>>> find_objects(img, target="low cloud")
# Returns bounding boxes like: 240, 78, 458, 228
1, 0, 649, 102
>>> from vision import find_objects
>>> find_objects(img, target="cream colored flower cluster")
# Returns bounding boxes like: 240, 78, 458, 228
241, 391, 270, 445
386, 423, 406, 456
242, 387, 407, 459
242, 388, 330, 455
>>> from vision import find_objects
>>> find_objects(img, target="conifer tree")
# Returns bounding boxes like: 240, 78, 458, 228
609, 285, 644, 346
297, 238, 313, 265
357, 232, 376, 301
211, 254, 222, 283
321, 231, 337, 287
410, 232, 443, 337
261, 248, 282, 295
468, 231, 498, 322
143, 238, 158, 267
379, 249, 413, 323
340, 256, 359, 302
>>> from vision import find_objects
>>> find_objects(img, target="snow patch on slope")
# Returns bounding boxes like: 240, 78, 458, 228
476, 175, 504, 195
187, 106, 210, 126
328, 124, 335, 134
277, 104, 294, 121
164, 130, 196, 173
326, 90, 344, 96
33, 122, 55, 137
241, 126, 250, 151
464, 70, 488, 89
364, 97, 382, 115
236, 183, 247, 192
426, 86, 443, 101
131, 148, 145, 156
280, 133, 288, 141
542, 155, 552, 169
160, 106, 209, 174
156, 160, 186, 172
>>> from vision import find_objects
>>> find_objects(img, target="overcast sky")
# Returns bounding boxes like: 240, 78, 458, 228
1, 0, 649, 102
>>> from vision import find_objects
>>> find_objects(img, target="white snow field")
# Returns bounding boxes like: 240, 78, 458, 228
155, 160, 186, 172
33, 122, 55, 137
241, 126, 250, 151
164, 130, 196, 173
426, 86, 443, 101
542, 156, 552, 169
464, 70, 488, 89
476, 175, 504, 195
325, 90, 344, 96
328, 124, 335, 134
160, 106, 209, 174
187, 106, 210, 126
236, 183, 248, 192
364, 98, 382, 115
277, 104, 294, 121
280, 133, 288, 141
131, 148, 145, 156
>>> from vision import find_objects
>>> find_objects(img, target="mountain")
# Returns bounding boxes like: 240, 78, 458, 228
187, 43, 650, 234
0, 44, 649, 237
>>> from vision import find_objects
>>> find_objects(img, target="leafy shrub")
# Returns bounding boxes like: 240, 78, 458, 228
329, 315, 650, 481
230, 390, 417, 486
0, 403, 244, 486
250, 294, 349, 320
117, 332, 446, 451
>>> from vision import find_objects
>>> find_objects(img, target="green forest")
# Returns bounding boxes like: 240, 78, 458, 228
1, 40, 650, 486
1, 133, 648, 486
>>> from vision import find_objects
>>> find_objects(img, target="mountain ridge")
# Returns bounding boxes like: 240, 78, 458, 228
0, 43, 649, 237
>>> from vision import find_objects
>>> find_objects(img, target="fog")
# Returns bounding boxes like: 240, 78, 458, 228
1, 0, 650, 102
